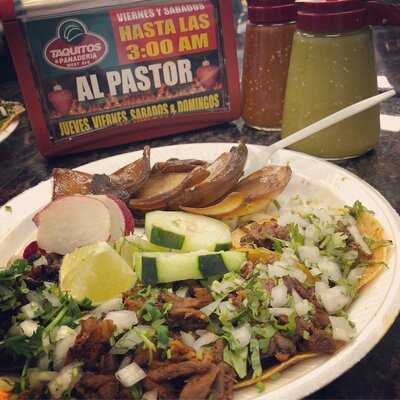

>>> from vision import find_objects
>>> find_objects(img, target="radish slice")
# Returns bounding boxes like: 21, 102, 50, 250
90, 195, 134, 241
36, 196, 111, 255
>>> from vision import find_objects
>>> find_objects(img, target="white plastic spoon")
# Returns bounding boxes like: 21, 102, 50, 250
264, 89, 397, 159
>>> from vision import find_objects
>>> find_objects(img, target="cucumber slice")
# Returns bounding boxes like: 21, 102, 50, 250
135, 250, 246, 285
199, 254, 228, 277
145, 211, 232, 252
115, 235, 171, 266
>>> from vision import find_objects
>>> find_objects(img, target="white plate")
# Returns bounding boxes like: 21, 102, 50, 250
0, 119, 20, 143
1, 143, 399, 400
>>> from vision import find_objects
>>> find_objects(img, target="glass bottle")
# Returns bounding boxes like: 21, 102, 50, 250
281, 0, 399, 159
242, 0, 296, 131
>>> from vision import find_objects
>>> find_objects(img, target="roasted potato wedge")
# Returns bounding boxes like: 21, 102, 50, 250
220, 165, 292, 219
180, 192, 245, 216
181, 164, 291, 219
129, 167, 210, 212
52, 147, 151, 200
170, 142, 248, 208
52, 169, 92, 199
153, 158, 208, 173
110, 146, 151, 195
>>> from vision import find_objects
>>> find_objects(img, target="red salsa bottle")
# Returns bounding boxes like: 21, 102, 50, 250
242, 0, 296, 131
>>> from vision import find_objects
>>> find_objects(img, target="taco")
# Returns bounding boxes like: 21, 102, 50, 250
230, 201, 390, 390
0, 100, 25, 132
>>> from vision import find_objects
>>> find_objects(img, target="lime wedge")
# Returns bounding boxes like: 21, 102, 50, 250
60, 242, 136, 304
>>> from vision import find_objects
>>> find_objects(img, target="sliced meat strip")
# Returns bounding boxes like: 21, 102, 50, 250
283, 276, 314, 301
266, 332, 297, 362
67, 318, 115, 370
211, 363, 236, 400
170, 339, 197, 362
241, 219, 289, 248
301, 328, 342, 354
97, 353, 119, 374
283, 276, 330, 329
74, 372, 131, 400
167, 308, 208, 331
180, 364, 219, 400
143, 378, 178, 400
240, 261, 255, 279
147, 360, 212, 382
160, 288, 213, 310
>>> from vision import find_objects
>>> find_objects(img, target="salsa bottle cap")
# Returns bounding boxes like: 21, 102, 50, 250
248, 0, 297, 24
296, 0, 368, 34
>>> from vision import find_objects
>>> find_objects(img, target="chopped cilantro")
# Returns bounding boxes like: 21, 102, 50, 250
273, 199, 281, 210
141, 302, 162, 322
289, 224, 305, 247
250, 338, 262, 378
223, 346, 248, 379
256, 382, 266, 393
272, 238, 284, 253
131, 383, 143, 400
363, 237, 392, 251
156, 324, 170, 350
302, 331, 310, 340
270, 372, 281, 381
4, 205, 12, 213
345, 201, 373, 220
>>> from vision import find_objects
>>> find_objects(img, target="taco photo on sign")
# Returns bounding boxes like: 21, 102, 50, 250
0, 100, 25, 133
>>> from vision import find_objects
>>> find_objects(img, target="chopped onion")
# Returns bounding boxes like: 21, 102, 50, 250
105, 310, 138, 331
347, 224, 371, 255
232, 324, 251, 347
55, 325, 76, 342
33, 255, 48, 267
20, 302, 43, 320
316, 284, 351, 314
298, 245, 320, 264
268, 307, 293, 317
93, 298, 123, 317
111, 329, 143, 355
180, 331, 196, 348
304, 225, 320, 244
175, 287, 189, 298
268, 263, 288, 278
42, 291, 61, 307
270, 284, 288, 307
119, 355, 132, 370
292, 290, 312, 316
211, 280, 237, 295
29, 370, 57, 389
142, 389, 158, 400
347, 267, 366, 285
42, 333, 51, 353
48, 362, 82, 399
318, 257, 342, 283
287, 266, 307, 283
54, 332, 78, 370
20, 320, 39, 337
200, 299, 222, 316
329, 316, 355, 342
193, 332, 219, 351
115, 362, 146, 387
279, 212, 307, 228
38, 354, 50, 371
219, 301, 236, 314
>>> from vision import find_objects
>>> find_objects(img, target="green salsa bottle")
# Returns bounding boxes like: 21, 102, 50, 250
282, 0, 380, 159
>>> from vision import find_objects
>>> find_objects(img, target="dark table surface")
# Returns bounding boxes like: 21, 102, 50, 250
1, 78, 400, 399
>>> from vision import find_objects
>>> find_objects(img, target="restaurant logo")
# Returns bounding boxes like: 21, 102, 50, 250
44, 19, 108, 70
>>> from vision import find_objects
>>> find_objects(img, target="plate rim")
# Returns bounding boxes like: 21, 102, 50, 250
0, 118, 20, 143
0, 142, 399, 400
